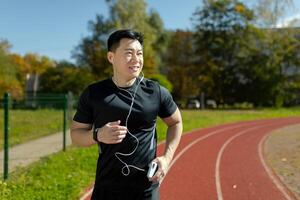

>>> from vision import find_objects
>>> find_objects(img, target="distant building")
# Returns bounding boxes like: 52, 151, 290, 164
24, 73, 39, 107
25, 73, 39, 94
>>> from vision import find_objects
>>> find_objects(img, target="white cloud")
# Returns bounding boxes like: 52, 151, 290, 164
276, 14, 300, 28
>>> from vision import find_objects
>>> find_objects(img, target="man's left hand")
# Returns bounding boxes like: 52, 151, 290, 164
148, 156, 171, 184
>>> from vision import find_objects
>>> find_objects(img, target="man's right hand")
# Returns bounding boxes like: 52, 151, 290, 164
97, 120, 128, 144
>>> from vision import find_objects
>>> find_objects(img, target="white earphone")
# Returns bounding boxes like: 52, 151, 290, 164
113, 72, 148, 176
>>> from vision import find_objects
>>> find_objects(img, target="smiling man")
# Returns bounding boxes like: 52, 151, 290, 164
70, 29, 182, 200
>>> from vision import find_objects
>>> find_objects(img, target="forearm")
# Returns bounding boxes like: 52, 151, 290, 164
70, 128, 96, 147
163, 121, 183, 164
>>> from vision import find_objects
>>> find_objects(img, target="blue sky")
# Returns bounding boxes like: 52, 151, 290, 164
0, 0, 299, 62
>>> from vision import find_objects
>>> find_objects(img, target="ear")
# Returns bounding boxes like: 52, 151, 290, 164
107, 52, 114, 64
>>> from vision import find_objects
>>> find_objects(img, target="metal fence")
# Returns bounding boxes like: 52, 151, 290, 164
1, 92, 74, 180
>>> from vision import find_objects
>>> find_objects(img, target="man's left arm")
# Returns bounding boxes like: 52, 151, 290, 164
149, 107, 183, 183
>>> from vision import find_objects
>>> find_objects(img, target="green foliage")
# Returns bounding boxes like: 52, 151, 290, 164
72, 0, 168, 78
192, 0, 300, 107
163, 30, 199, 101
23, 53, 55, 75
1, 0, 299, 108
148, 73, 173, 92
72, 15, 114, 80
193, 0, 257, 105
0, 40, 59, 100
0, 40, 23, 99
39, 61, 94, 96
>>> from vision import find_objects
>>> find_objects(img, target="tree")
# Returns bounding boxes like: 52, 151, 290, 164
73, 0, 168, 79
164, 30, 199, 103
0, 40, 23, 99
10, 54, 30, 89
192, 0, 300, 107
39, 61, 94, 96
255, 0, 295, 27
270, 28, 300, 106
193, 0, 256, 105
72, 15, 114, 80
23, 53, 55, 75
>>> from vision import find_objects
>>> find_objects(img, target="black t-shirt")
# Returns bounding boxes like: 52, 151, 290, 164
73, 77, 177, 190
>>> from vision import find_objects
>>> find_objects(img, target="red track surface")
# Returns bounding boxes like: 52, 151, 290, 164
81, 117, 300, 200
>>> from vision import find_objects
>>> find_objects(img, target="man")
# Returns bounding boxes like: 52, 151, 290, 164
71, 29, 182, 200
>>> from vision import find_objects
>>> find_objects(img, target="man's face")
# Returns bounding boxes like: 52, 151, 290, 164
108, 38, 143, 80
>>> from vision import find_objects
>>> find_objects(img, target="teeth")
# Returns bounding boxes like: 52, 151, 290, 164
129, 66, 140, 71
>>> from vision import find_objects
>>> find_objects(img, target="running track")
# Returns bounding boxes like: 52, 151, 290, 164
81, 117, 300, 200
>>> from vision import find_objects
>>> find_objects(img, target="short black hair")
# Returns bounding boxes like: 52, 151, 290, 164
107, 29, 143, 52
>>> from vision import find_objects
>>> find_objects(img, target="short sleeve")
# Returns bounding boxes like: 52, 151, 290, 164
158, 86, 177, 118
73, 87, 93, 124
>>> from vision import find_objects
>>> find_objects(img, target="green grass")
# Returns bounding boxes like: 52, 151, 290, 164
1, 108, 300, 200
0, 146, 97, 200
0, 109, 64, 149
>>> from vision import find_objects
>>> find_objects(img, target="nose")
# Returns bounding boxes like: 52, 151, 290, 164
131, 53, 139, 63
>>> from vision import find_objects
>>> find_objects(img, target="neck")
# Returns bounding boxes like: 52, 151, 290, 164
112, 76, 136, 88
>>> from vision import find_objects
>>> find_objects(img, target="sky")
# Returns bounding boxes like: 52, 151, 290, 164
0, 0, 299, 63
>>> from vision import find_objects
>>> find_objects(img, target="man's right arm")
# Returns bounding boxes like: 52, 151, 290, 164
70, 120, 128, 147
70, 120, 95, 147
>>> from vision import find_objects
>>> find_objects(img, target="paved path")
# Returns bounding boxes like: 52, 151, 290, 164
80, 117, 300, 200
0, 131, 71, 173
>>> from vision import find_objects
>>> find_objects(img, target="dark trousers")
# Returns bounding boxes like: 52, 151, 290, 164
91, 185, 159, 200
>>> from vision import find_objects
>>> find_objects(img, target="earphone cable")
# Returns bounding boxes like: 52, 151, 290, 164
113, 73, 146, 176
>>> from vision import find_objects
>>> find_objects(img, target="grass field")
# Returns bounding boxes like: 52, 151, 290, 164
0, 109, 66, 149
0, 108, 300, 199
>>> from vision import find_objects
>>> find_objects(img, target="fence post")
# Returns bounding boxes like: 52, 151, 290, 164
62, 94, 68, 151
67, 91, 73, 122
3, 92, 10, 180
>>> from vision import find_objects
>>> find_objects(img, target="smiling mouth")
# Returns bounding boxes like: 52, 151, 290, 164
129, 66, 140, 72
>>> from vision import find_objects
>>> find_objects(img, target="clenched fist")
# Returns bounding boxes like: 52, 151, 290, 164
96, 120, 128, 144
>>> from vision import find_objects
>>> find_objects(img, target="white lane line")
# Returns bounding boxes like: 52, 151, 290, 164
80, 120, 267, 200
215, 122, 286, 200
168, 124, 245, 170
258, 134, 295, 200
81, 123, 251, 200
215, 125, 264, 200
162, 120, 266, 184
